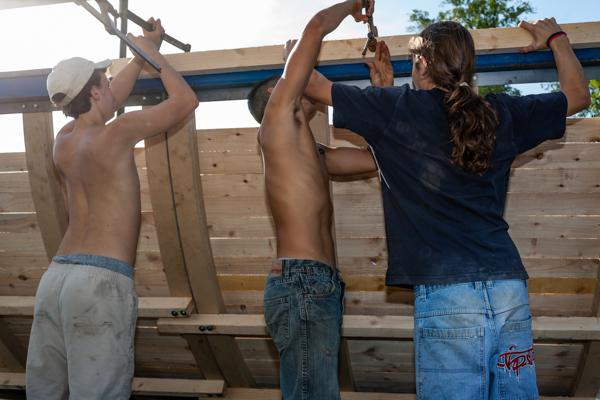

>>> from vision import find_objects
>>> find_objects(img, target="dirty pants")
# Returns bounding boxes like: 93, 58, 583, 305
26, 255, 137, 400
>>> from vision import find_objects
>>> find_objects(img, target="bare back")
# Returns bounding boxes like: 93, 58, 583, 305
260, 109, 336, 267
54, 125, 141, 266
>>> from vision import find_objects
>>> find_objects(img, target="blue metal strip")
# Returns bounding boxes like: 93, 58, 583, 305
1, 48, 599, 102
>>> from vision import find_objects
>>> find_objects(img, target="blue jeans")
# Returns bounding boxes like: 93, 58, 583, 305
414, 280, 538, 400
263, 259, 345, 400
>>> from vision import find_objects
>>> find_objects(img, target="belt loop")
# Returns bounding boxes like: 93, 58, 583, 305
486, 280, 494, 288
281, 259, 289, 278
474, 281, 483, 291
416, 284, 426, 298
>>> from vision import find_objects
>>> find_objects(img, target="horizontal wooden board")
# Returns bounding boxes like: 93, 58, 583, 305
201, 193, 600, 220
0, 296, 193, 318
199, 169, 600, 198
211, 256, 599, 279
157, 314, 600, 341
103, 22, 600, 78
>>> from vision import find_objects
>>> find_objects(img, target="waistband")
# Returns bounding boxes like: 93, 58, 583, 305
414, 279, 526, 298
272, 258, 338, 277
52, 253, 134, 279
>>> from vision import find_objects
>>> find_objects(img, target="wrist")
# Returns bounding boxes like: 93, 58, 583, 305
547, 31, 568, 49
548, 33, 569, 51
346, 0, 360, 14
131, 56, 145, 67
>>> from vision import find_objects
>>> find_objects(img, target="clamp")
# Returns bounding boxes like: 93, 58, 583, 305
75, 0, 192, 73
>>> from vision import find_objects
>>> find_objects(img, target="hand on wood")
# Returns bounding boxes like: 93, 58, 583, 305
519, 17, 564, 53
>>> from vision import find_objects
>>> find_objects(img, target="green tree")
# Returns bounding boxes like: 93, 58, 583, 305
584, 80, 600, 117
409, 0, 534, 96
543, 80, 600, 117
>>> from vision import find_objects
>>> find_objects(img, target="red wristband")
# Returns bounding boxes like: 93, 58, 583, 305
546, 31, 567, 48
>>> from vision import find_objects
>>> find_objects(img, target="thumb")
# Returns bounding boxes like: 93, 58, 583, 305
520, 43, 536, 53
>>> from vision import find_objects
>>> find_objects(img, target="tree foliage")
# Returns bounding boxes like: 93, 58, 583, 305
409, 0, 598, 116
409, 0, 534, 96
409, 0, 533, 30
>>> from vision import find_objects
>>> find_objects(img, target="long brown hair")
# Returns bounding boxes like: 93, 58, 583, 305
410, 21, 498, 174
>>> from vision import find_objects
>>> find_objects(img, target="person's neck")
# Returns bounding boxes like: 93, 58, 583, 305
75, 108, 106, 129
417, 80, 437, 90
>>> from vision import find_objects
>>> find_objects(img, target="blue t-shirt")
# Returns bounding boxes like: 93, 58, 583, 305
332, 83, 567, 286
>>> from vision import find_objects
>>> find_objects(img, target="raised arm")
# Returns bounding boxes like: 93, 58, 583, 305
519, 18, 591, 116
109, 18, 164, 110
265, 0, 372, 117
304, 39, 392, 106
107, 34, 199, 146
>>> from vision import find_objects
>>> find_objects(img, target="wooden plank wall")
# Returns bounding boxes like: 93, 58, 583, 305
0, 117, 598, 395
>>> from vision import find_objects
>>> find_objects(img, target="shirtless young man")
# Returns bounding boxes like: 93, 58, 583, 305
246, 1, 376, 398
26, 19, 198, 400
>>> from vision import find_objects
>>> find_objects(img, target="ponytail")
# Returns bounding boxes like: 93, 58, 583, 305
410, 21, 499, 175
444, 84, 498, 174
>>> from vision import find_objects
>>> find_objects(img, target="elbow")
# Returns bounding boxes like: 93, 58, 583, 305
183, 92, 199, 116
567, 88, 591, 115
581, 90, 592, 110
305, 13, 326, 38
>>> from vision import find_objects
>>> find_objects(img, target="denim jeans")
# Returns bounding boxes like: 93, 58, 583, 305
263, 259, 345, 400
413, 280, 538, 400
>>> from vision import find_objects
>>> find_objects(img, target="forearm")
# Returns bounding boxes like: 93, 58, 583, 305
551, 36, 590, 114
305, 70, 333, 106
142, 51, 196, 106
109, 57, 144, 109
322, 145, 377, 176
311, 1, 357, 37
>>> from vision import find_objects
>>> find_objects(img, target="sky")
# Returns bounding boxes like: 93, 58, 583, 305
0, 0, 599, 152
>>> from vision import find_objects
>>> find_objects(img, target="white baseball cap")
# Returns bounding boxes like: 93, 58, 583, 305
47, 57, 112, 107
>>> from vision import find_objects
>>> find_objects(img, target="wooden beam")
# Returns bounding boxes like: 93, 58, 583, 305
574, 342, 600, 396
0, 296, 193, 318
167, 117, 224, 313
143, 118, 224, 380
183, 334, 224, 380
339, 339, 356, 391
145, 130, 193, 297
109, 22, 600, 78
158, 314, 600, 341
166, 116, 254, 387
0, 373, 225, 396
0, 320, 26, 371
573, 267, 600, 396
22, 112, 68, 259
132, 377, 224, 396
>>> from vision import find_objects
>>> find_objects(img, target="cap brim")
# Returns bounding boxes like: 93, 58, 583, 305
94, 59, 112, 70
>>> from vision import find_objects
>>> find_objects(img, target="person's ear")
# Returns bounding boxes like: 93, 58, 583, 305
266, 87, 274, 95
416, 55, 430, 78
90, 86, 102, 102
